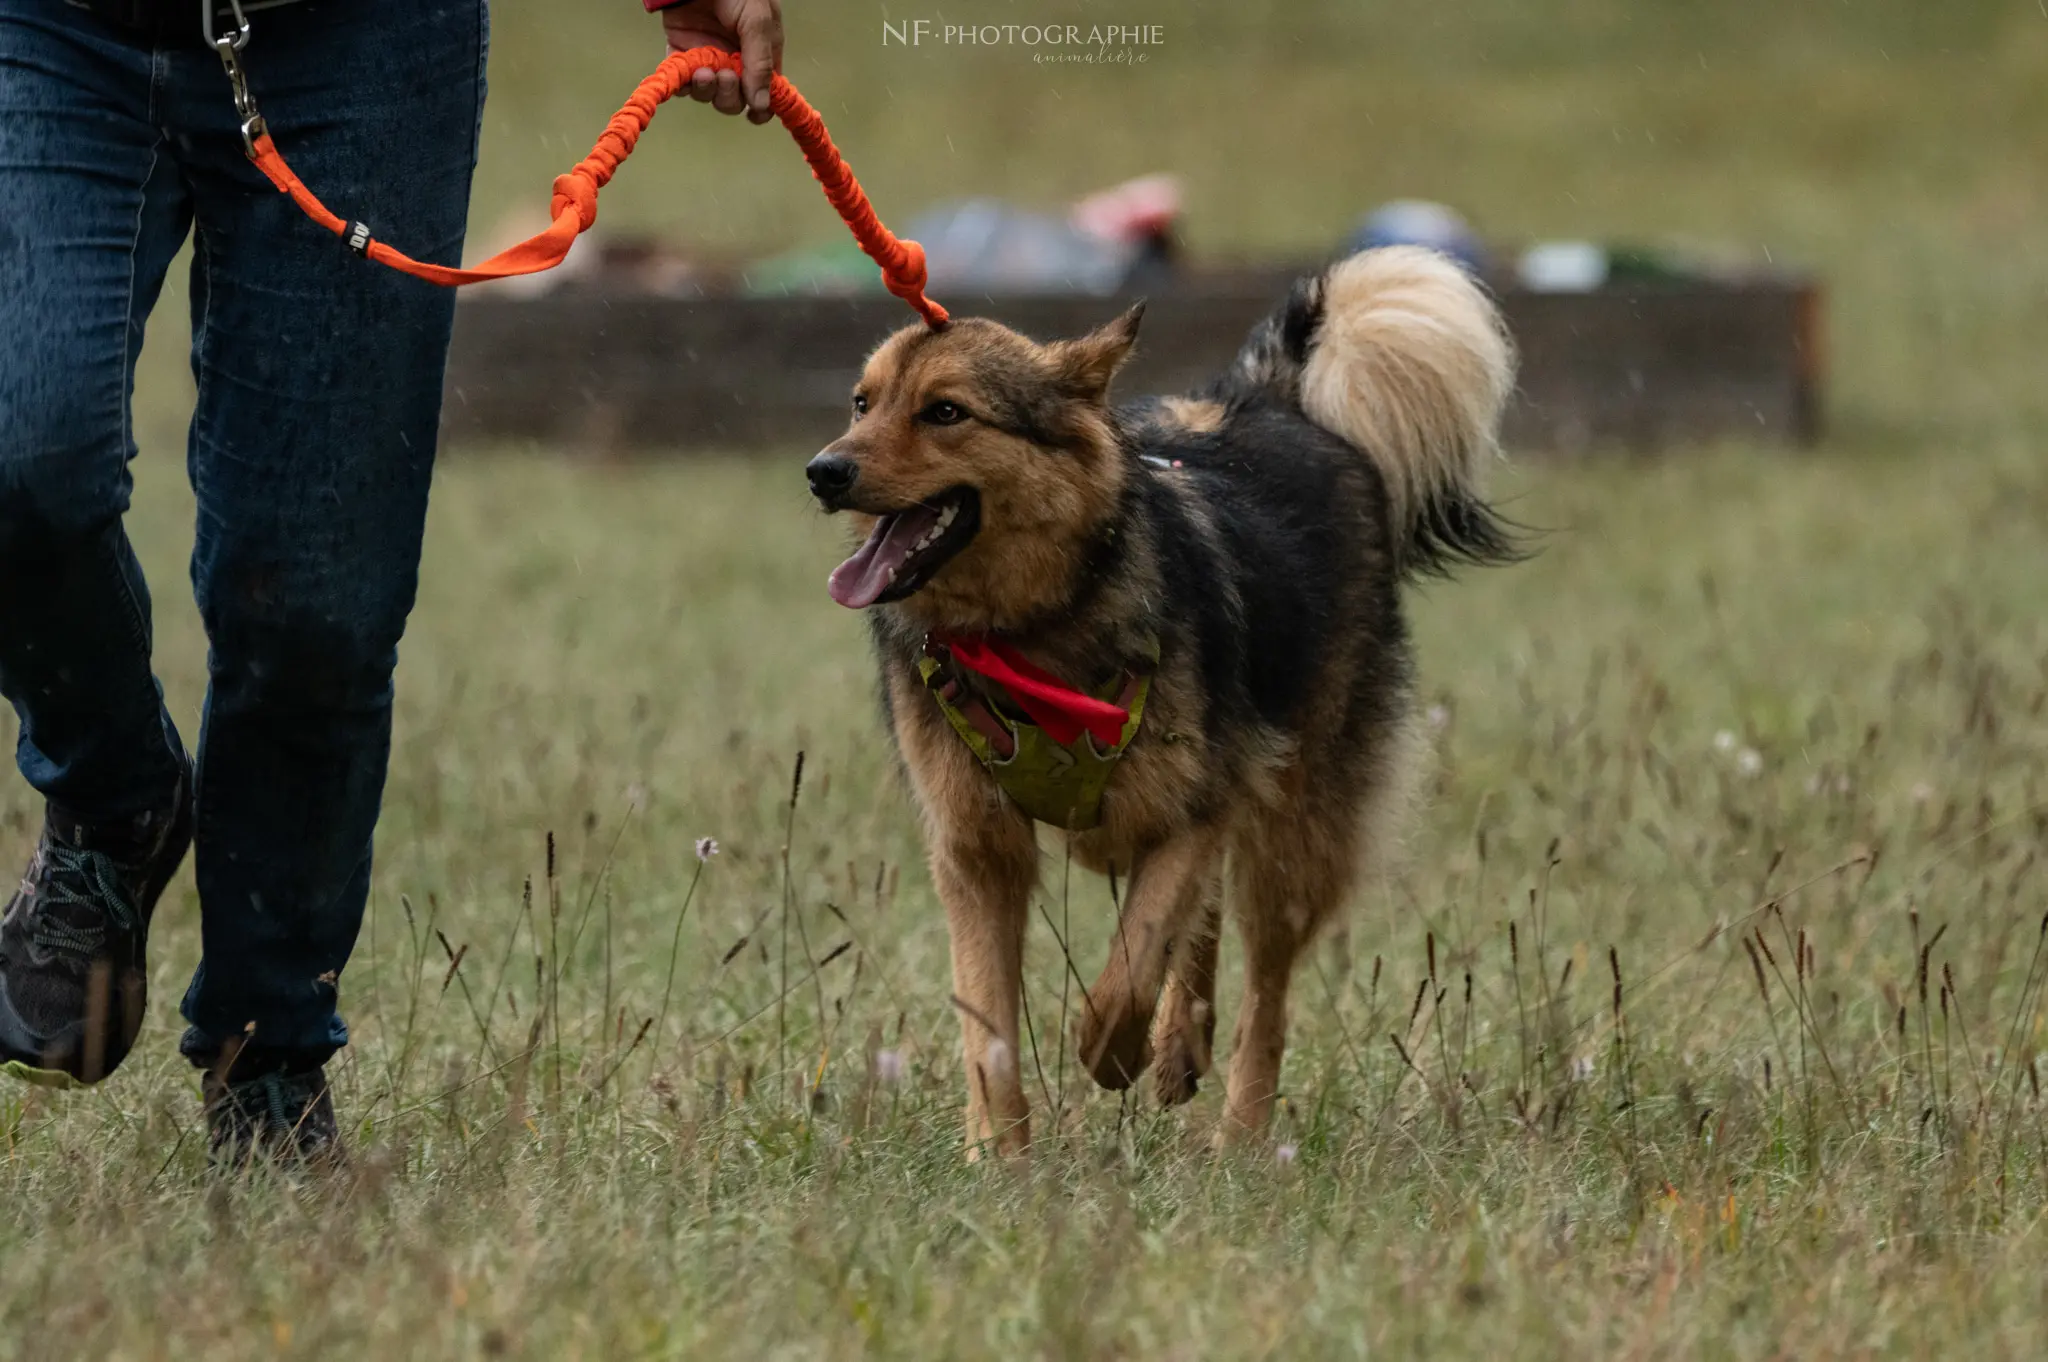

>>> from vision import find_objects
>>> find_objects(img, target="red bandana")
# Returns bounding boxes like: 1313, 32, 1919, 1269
932, 634, 1131, 749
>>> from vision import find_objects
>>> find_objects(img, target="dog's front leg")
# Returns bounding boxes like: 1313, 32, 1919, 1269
1150, 872, 1223, 1107
889, 666, 1040, 1157
930, 822, 1038, 1159
1075, 830, 1220, 1091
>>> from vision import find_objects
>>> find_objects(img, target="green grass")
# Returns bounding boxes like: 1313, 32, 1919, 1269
10, 1, 2048, 1357
10, 447, 2045, 1359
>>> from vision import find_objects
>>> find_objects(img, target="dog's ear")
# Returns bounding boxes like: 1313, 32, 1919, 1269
1052, 301, 1145, 402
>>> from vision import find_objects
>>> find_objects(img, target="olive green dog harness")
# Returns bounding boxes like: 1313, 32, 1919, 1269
917, 638, 1156, 831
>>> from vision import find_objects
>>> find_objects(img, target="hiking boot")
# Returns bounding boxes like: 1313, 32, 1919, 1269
0, 767, 193, 1085
203, 1064, 344, 1170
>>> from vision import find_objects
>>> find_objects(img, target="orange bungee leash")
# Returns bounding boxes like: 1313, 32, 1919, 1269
208, 13, 948, 328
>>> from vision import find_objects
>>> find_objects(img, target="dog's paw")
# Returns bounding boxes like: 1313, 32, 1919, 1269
1074, 997, 1154, 1091
1149, 997, 1214, 1107
1151, 1042, 1201, 1106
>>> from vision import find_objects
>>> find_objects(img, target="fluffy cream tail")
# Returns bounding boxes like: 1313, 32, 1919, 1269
1297, 247, 1517, 573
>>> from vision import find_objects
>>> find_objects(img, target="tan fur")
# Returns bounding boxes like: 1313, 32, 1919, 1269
826, 317, 1132, 634
1298, 247, 1515, 564
1155, 396, 1226, 435
885, 666, 1037, 1157
1218, 713, 1421, 1140
1148, 868, 1222, 1107
1073, 829, 1223, 1090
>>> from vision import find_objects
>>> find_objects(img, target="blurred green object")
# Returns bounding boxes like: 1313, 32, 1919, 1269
741, 237, 886, 298
1603, 246, 1706, 284
1516, 242, 1711, 292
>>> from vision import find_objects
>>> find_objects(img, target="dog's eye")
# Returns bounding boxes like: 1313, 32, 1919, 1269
851, 393, 870, 418
919, 400, 968, 426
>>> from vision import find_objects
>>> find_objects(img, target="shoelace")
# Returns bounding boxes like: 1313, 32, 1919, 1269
23, 841, 139, 961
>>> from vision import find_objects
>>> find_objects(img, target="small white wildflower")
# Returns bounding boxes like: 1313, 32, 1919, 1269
1737, 748, 1764, 777
1275, 1143, 1299, 1167
1713, 730, 1738, 753
625, 782, 648, 809
1571, 1055, 1596, 1081
1425, 703, 1451, 731
984, 1038, 1012, 1077
873, 1048, 906, 1085
1910, 781, 1936, 805
1804, 773, 1823, 796
694, 836, 720, 862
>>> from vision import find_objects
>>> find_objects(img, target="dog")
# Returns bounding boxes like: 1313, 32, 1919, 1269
806, 246, 1519, 1155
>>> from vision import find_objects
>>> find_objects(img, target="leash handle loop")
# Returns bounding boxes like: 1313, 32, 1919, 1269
244, 47, 949, 328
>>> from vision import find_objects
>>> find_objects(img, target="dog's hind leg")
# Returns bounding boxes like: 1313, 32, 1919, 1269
1150, 870, 1223, 1107
1219, 717, 1419, 1144
1219, 798, 1360, 1145
1075, 831, 1220, 1091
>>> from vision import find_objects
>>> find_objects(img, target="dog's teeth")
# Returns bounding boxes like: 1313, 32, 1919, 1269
901, 504, 957, 561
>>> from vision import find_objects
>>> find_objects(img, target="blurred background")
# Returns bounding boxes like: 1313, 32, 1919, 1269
127, 0, 2048, 457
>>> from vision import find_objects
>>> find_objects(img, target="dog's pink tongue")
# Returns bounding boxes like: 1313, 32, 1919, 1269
827, 506, 940, 609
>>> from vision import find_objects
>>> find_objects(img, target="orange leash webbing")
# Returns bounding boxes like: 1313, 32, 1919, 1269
247, 46, 949, 328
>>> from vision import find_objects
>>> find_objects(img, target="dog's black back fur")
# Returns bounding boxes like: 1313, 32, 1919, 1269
1123, 398, 1400, 740
1083, 393, 1412, 827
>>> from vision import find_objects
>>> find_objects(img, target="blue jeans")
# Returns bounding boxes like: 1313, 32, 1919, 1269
0, 0, 487, 1066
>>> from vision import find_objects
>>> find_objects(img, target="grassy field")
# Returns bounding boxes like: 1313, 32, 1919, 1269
6, 1, 2048, 1357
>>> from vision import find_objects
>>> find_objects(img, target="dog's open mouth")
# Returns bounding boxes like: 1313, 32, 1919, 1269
827, 487, 981, 610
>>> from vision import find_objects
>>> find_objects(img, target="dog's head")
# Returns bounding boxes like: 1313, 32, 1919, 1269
807, 306, 1143, 629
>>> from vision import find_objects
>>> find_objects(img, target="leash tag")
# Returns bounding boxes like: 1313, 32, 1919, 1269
346, 221, 373, 257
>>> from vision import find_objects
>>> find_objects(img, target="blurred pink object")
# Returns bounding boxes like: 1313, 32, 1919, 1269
1071, 173, 1183, 244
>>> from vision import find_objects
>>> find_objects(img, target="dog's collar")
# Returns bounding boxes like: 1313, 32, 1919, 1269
917, 634, 1157, 831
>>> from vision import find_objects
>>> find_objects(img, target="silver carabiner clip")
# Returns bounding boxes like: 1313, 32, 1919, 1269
201, 0, 251, 52
203, 0, 267, 157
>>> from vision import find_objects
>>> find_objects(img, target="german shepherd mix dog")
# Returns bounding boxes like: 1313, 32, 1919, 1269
806, 247, 1518, 1155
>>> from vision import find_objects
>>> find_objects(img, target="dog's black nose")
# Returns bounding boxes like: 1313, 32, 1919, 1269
806, 453, 859, 503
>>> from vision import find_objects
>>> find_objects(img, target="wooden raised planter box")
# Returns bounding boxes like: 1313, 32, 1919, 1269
440, 264, 1823, 455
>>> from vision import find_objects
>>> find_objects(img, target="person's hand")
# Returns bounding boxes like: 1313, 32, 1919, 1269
661, 0, 785, 125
